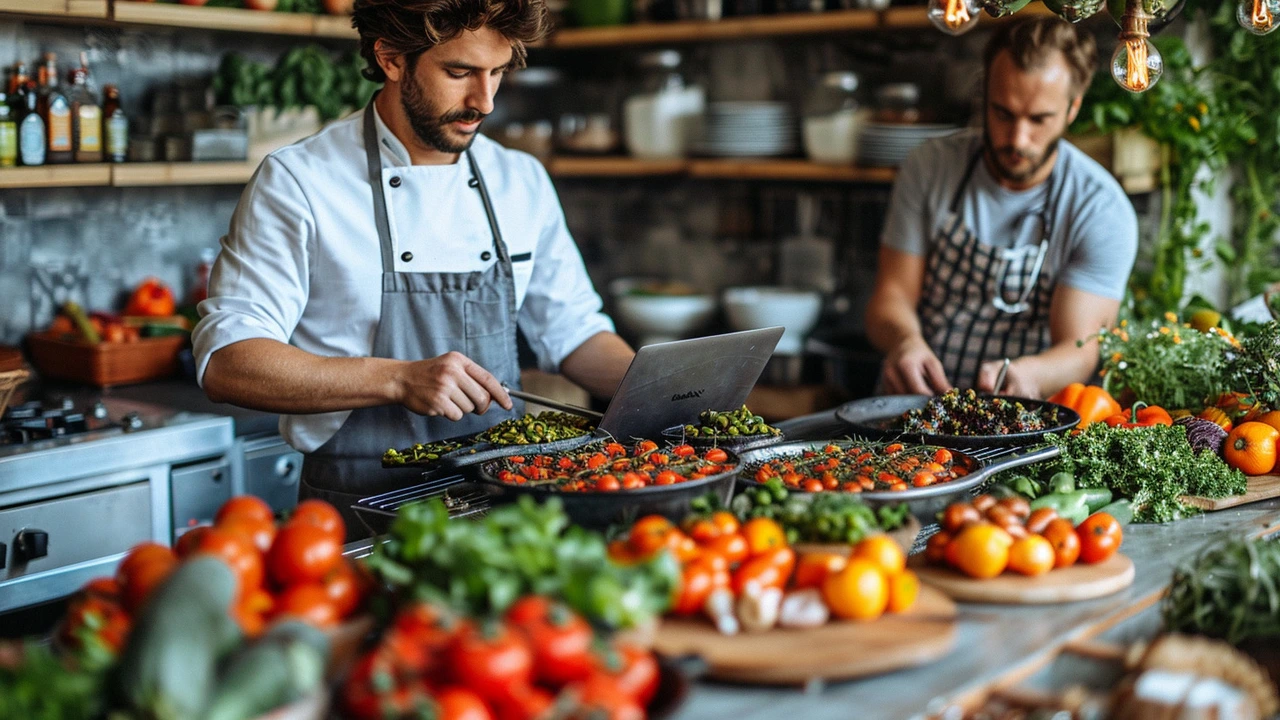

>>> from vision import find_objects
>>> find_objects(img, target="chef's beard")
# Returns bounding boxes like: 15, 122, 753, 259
401, 68, 486, 154
982, 123, 1061, 186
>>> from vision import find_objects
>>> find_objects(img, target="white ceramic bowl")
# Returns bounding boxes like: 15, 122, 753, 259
722, 286, 823, 355
610, 278, 717, 346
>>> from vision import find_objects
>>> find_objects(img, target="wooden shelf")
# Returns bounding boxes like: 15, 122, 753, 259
546, 7, 878, 48
0, 0, 108, 19
112, 161, 256, 186
547, 156, 686, 177
881, 1, 1054, 27
0, 164, 112, 189
112, 1, 316, 35
688, 158, 896, 182
312, 12, 356, 38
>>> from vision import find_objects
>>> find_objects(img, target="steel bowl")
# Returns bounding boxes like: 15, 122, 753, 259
834, 394, 1080, 448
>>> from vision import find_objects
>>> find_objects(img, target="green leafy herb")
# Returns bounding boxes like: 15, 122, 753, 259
1225, 321, 1280, 412
0, 642, 103, 720
994, 423, 1246, 523
1097, 315, 1234, 409
1162, 536, 1280, 644
363, 497, 679, 631
213, 48, 379, 122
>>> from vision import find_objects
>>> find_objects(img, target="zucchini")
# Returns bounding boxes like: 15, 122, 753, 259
1091, 499, 1134, 526
203, 623, 328, 720
1080, 488, 1114, 513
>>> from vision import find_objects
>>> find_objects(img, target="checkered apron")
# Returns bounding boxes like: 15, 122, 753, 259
916, 149, 1060, 391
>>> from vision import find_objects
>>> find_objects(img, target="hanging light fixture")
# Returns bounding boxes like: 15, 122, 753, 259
1111, 0, 1163, 92
1238, 0, 1280, 34
928, 0, 982, 35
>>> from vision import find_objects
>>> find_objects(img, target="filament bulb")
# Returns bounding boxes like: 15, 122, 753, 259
1238, 0, 1280, 34
1111, 37, 1163, 92
928, 0, 981, 35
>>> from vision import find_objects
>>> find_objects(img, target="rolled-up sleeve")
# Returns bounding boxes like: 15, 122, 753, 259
192, 156, 315, 387
517, 162, 614, 373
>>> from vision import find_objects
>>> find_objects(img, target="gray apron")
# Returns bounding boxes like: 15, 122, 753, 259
299, 99, 522, 537
915, 147, 1063, 392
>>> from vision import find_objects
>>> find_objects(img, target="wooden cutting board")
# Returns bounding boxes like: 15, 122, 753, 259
1181, 474, 1280, 511
651, 585, 956, 685
910, 553, 1134, 605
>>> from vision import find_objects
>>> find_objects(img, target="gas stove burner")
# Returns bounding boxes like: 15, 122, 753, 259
2, 399, 117, 445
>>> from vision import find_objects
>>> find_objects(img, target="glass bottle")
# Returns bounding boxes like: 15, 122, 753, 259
102, 85, 128, 164
0, 92, 15, 168
68, 67, 102, 163
18, 87, 46, 167
9, 63, 29, 117
37, 53, 72, 164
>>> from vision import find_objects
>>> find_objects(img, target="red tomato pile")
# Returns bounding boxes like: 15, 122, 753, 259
751, 443, 967, 493
59, 496, 366, 657
492, 440, 735, 492
343, 597, 658, 720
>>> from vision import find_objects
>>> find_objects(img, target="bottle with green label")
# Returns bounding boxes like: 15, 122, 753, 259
18, 87, 45, 167
36, 53, 72, 164
102, 84, 127, 163
0, 91, 16, 168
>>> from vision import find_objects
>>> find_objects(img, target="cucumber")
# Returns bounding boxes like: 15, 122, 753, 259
203, 643, 293, 720
1091, 499, 1134, 526
1080, 488, 1114, 513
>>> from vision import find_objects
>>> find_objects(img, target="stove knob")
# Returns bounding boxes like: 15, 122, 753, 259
122, 412, 143, 431
13, 530, 48, 562
91, 401, 109, 420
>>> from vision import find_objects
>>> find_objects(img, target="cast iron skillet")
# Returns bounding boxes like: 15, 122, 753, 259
660, 424, 787, 453
834, 394, 1080, 449
737, 439, 1060, 520
469, 441, 742, 530
381, 429, 603, 470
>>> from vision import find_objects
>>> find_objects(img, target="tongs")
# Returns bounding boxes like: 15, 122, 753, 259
501, 384, 603, 421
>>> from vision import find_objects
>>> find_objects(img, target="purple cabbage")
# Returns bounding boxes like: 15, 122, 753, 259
1174, 416, 1228, 456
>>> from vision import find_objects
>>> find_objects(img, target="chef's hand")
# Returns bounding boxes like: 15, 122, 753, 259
881, 338, 952, 395
977, 358, 1040, 399
398, 351, 513, 421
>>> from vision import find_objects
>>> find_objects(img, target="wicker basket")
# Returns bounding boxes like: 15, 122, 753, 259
0, 368, 29, 418
26, 332, 185, 387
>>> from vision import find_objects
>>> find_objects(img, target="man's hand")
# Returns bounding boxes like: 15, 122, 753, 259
977, 358, 1040, 399
396, 351, 513, 421
881, 338, 952, 395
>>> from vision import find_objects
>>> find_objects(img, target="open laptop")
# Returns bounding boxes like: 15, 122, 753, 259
595, 327, 784, 440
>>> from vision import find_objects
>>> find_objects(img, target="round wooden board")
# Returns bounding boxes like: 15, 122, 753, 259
650, 585, 957, 685
909, 552, 1134, 605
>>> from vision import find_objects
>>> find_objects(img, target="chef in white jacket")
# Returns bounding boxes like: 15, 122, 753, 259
192, 0, 634, 534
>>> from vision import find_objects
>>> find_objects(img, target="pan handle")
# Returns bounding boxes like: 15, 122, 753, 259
972, 444, 1062, 482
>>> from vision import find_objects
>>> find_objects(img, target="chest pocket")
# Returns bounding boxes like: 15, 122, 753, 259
510, 252, 534, 306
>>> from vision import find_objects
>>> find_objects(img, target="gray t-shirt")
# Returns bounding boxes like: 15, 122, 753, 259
880, 128, 1138, 300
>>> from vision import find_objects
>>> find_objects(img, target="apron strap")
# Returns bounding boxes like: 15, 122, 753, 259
465, 150, 512, 265
948, 148, 984, 214
362, 98, 397, 274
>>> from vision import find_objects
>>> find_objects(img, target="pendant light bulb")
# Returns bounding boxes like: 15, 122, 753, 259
1238, 0, 1280, 34
928, 0, 981, 35
1112, 0, 1162, 93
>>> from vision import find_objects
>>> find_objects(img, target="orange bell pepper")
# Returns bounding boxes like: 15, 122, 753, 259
1047, 383, 1121, 428
1104, 403, 1174, 429
124, 278, 176, 318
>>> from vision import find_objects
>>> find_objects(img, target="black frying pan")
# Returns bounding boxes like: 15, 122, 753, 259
834, 394, 1080, 449
737, 439, 1061, 520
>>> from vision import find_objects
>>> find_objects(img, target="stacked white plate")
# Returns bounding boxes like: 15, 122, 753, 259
856, 122, 961, 167
692, 102, 798, 158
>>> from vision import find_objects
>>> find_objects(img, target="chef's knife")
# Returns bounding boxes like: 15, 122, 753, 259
501, 384, 604, 421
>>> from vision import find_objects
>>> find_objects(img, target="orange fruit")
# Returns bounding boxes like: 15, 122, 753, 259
1256, 410, 1280, 436
886, 570, 920, 614
793, 551, 848, 590
1007, 535, 1055, 577
949, 523, 1013, 579
741, 517, 787, 556
822, 558, 889, 621
1223, 422, 1279, 475
851, 535, 906, 576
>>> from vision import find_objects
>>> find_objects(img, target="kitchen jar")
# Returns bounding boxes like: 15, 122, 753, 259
490, 67, 563, 160
802, 71, 865, 165
623, 50, 705, 159
874, 83, 922, 124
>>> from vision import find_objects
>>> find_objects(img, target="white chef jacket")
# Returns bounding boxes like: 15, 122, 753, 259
192, 106, 615, 452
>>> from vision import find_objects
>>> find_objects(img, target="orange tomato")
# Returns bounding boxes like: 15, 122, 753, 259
216, 495, 274, 526
1223, 422, 1280, 475
792, 552, 848, 590
323, 559, 365, 618
216, 515, 276, 555
822, 559, 889, 621
627, 516, 675, 557
949, 523, 1013, 579
972, 494, 997, 513
1076, 513, 1123, 564
741, 517, 787, 556
886, 569, 920, 614
683, 517, 721, 544
607, 540, 635, 564
1007, 535, 1055, 576
1042, 518, 1080, 568
175, 526, 212, 558
709, 511, 740, 537
195, 528, 265, 596
119, 555, 178, 612
664, 531, 700, 564
731, 547, 795, 595
290, 499, 346, 544
925, 531, 953, 565
1025, 508, 1058, 535
273, 583, 340, 628
996, 496, 1031, 520
942, 503, 981, 533
267, 523, 342, 587
115, 542, 176, 585
701, 533, 749, 566
851, 535, 905, 576
673, 557, 727, 615
1255, 410, 1280, 436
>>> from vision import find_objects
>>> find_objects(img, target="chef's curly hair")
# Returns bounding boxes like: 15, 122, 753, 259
353, 0, 550, 83
983, 16, 1097, 97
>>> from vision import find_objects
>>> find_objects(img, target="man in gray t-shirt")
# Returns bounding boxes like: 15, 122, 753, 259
866, 16, 1137, 399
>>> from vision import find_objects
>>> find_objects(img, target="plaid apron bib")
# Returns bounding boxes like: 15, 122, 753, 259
916, 148, 1061, 391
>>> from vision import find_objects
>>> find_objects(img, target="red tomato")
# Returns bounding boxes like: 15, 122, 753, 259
731, 547, 795, 595
174, 526, 212, 558
290, 499, 346, 543
115, 542, 176, 585
80, 576, 121, 601
323, 559, 365, 618
274, 583, 340, 628
595, 644, 660, 705
627, 515, 675, 557
386, 604, 461, 676
505, 596, 552, 628
268, 523, 342, 587
216, 515, 276, 555
700, 533, 749, 566
1076, 512, 1123, 564
195, 528, 265, 596
492, 682, 555, 720
449, 625, 534, 705
215, 495, 274, 526
570, 673, 645, 720
119, 556, 177, 612
59, 595, 131, 654
521, 606, 595, 686
434, 687, 495, 720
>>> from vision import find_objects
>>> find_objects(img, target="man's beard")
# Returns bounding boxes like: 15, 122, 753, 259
982, 123, 1061, 185
401, 70, 486, 154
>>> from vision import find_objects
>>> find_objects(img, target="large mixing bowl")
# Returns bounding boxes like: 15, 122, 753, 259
722, 286, 822, 355
610, 278, 717, 346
